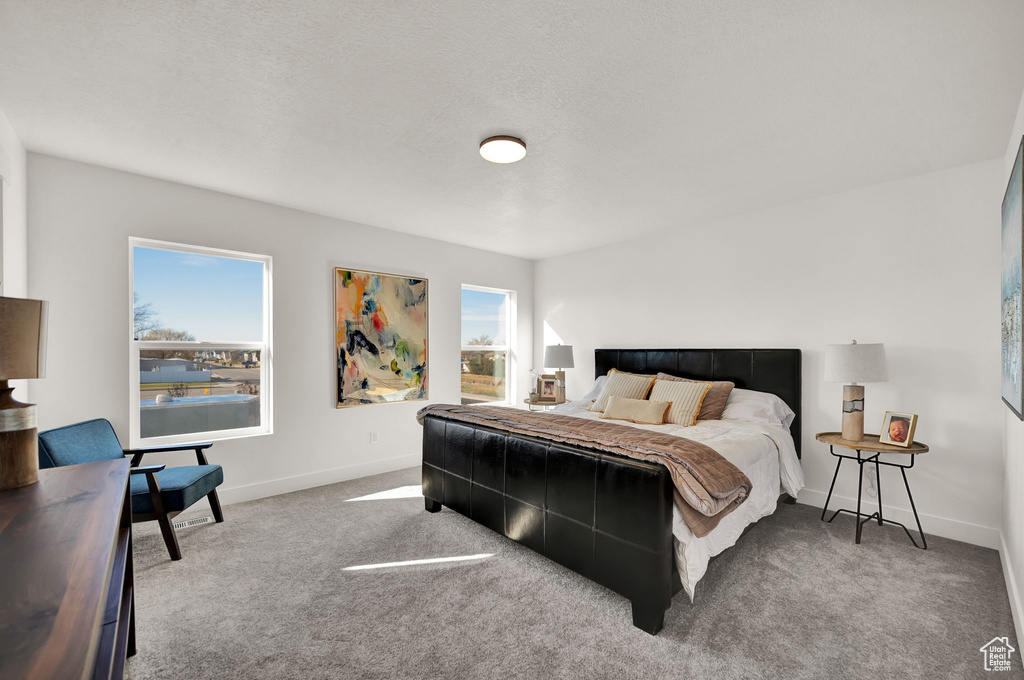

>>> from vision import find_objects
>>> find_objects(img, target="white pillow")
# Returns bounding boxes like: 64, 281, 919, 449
721, 388, 796, 428
580, 375, 608, 401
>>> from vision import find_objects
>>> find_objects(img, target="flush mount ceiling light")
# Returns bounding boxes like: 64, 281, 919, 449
479, 135, 526, 163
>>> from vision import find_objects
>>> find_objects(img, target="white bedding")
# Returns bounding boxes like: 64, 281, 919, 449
550, 399, 804, 601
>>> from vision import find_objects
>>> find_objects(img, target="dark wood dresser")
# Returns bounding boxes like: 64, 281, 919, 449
0, 458, 135, 680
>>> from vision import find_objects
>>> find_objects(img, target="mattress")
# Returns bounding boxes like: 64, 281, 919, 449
551, 399, 804, 600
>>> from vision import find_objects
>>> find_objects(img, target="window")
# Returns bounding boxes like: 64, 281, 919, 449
129, 238, 272, 447
461, 285, 515, 405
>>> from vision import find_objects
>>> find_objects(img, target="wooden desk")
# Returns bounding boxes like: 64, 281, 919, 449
0, 459, 135, 679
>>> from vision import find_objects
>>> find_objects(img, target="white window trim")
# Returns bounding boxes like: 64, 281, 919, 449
461, 284, 517, 406
128, 237, 273, 448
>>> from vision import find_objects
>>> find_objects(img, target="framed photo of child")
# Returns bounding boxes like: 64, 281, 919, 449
538, 375, 557, 402
879, 411, 918, 447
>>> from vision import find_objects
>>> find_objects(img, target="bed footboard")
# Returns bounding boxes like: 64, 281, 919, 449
422, 414, 678, 634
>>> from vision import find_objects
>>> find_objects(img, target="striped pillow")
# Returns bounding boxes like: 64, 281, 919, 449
656, 373, 735, 420
648, 378, 713, 426
589, 369, 656, 412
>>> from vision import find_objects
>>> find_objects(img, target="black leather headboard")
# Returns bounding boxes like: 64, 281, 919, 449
594, 348, 802, 457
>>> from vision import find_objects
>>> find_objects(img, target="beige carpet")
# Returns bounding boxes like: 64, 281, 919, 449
126, 466, 1021, 679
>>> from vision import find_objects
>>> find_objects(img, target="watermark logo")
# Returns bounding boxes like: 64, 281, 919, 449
980, 637, 1016, 672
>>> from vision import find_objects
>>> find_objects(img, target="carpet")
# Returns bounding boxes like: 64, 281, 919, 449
126, 467, 1021, 679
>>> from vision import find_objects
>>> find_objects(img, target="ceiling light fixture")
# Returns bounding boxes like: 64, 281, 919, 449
479, 135, 526, 163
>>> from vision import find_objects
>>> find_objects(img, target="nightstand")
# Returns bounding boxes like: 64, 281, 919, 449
523, 398, 565, 411
815, 432, 929, 549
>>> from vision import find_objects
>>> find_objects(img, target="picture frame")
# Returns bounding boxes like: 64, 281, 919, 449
1002, 135, 1024, 420
879, 411, 918, 448
537, 374, 557, 402
335, 267, 429, 408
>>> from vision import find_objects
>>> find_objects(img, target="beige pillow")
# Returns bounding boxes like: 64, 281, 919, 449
589, 369, 657, 412
656, 373, 735, 420
600, 396, 671, 425
648, 378, 713, 426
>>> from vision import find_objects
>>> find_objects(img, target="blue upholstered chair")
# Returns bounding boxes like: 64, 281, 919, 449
37, 418, 224, 560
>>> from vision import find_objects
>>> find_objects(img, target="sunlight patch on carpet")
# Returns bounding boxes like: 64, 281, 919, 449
344, 485, 423, 502
343, 554, 494, 571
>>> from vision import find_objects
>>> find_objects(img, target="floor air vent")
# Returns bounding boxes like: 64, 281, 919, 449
172, 516, 214, 530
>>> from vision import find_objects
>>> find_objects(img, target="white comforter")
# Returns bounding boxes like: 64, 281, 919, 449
550, 399, 804, 600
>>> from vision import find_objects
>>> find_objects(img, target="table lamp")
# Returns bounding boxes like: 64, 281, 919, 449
823, 340, 888, 442
0, 297, 48, 490
543, 344, 574, 402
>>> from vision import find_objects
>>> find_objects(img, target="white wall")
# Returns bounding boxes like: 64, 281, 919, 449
0, 104, 28, 297
535, 158, 1003, 548
1002, 86, 1024, 648
27, 154, 533, 504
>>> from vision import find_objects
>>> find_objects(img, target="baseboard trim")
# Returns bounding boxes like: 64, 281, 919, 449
1000, 532, 1024, 647
797, 487, 1000, 550
182, 453, 421, 513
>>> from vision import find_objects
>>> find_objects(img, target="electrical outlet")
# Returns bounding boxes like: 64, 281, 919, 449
370, 431, 379, 445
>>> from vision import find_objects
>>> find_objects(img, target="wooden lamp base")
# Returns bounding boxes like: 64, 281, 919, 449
0, 382, 39, 491
841, 384, 865, 442
555, 370, 566, 402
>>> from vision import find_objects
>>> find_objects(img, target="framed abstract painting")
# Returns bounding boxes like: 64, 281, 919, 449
1003, 136, 1024, 420
335, 268, 428, 408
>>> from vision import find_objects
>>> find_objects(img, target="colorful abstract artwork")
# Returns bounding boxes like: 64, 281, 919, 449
335, 268, 428, 408
1003, 137, 1024, 420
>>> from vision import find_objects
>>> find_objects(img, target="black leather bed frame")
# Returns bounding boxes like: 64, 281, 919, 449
421, 348, 801, 634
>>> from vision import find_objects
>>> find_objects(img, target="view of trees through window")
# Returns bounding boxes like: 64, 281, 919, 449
461, 287, 513, 405
131, 241, 269, 443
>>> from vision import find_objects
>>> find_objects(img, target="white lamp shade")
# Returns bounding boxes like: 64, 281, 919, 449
823, 342, 888, 383
543, 344, 574, 370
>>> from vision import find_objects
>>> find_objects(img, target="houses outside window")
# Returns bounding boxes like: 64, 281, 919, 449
460, 285, 515, 405
129, 238, 272, 446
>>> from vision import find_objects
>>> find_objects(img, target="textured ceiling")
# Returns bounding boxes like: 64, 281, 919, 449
2, 1, 1023, 259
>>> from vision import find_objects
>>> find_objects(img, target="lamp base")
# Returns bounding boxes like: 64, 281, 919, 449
0, 382, 39, 491
555, 370, 566, 402
841, 384, 865, 442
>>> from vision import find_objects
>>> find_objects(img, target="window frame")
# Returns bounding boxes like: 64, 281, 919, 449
128, 237, 273, 448
460, 284, 517, 406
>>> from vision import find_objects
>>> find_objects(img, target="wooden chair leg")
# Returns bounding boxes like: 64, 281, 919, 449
194, 448, 225, 523
155, 511, 182, 561
208, 489, 224, 523
144, 472, 182, 561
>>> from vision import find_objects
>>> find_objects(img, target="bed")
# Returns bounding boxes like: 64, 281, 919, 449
420, 348, 802, 634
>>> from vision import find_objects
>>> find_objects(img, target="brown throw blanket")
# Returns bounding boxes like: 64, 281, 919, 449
417, 404, 751, 537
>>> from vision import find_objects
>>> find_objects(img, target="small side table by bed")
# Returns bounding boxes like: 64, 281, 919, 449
523, 398, 565, 411
816, 432, 929, 549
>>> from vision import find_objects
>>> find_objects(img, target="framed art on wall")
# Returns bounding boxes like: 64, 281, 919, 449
1002, 136, 1024, 420
335, 268, 428, 408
